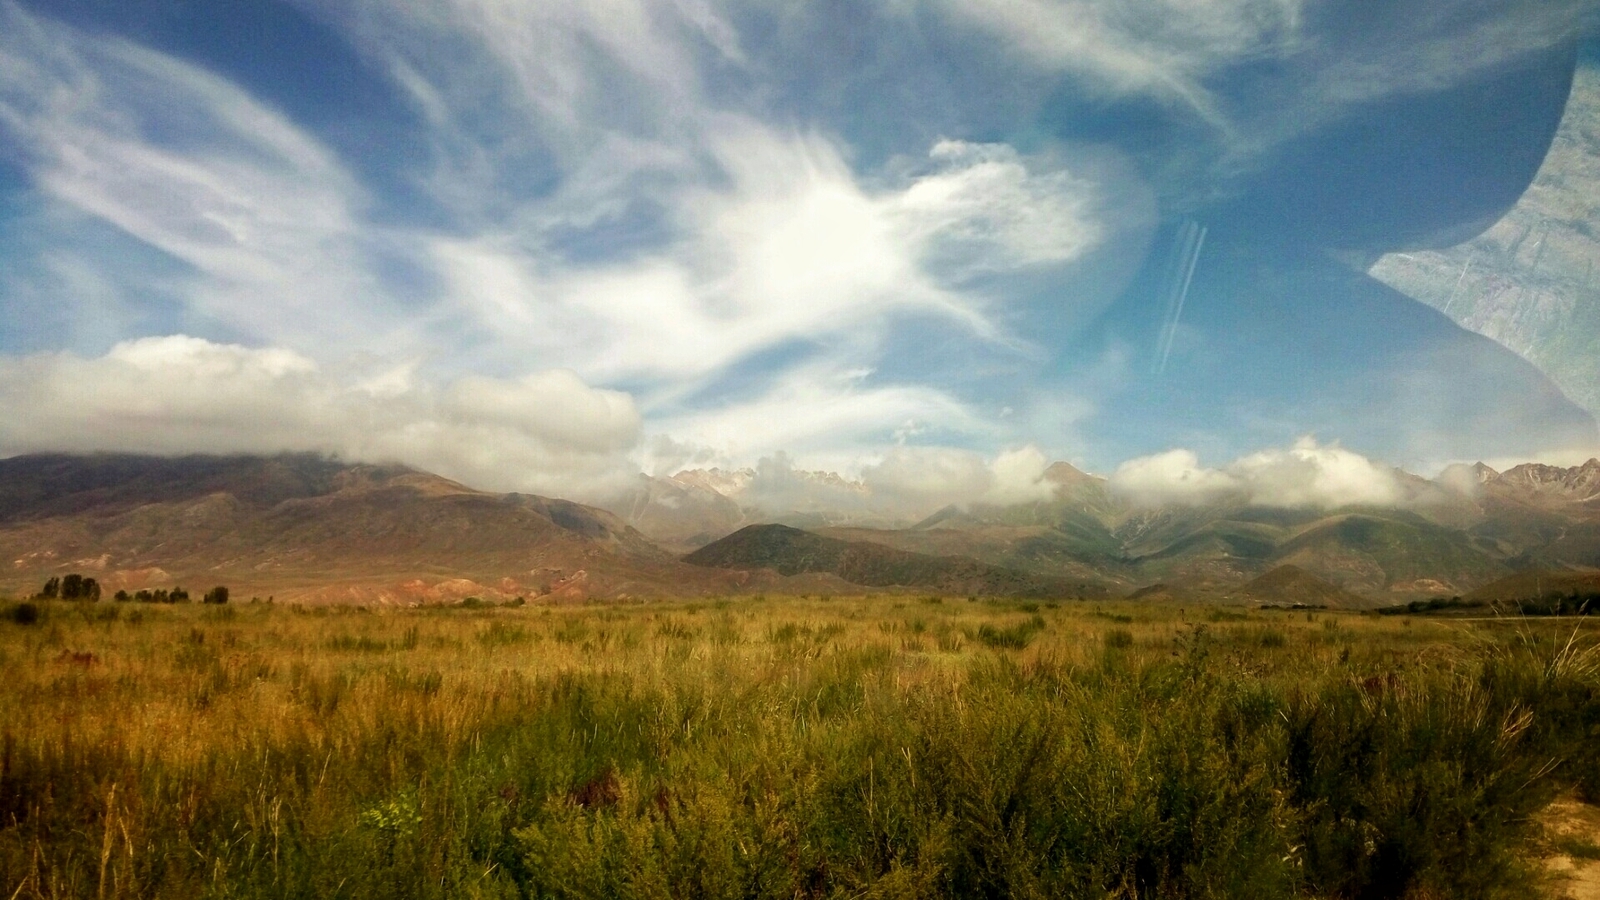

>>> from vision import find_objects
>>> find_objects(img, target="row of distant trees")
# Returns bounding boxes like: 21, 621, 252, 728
39, 575, 228, 605
38, 574, 100, 602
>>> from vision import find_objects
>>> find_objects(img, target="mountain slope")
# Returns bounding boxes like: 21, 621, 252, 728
1269, 512, 1509, 595
1466, 570, 1600, 605
0, 454, 744, 603
684, 524, 1107, 598
1230, 565, 1374, 609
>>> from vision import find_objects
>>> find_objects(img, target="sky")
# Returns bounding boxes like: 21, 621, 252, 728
0, 0, 1597, 513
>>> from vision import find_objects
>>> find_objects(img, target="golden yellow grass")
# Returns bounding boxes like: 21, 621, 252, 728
2, 594, 1597, 899
0, 597, 1491, 765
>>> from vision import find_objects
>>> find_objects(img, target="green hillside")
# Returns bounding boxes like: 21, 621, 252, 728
684, 524, 1107, 598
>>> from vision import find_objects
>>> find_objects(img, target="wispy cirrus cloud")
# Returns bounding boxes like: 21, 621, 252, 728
0, 4, 415, 355
936, 0, 1306, 126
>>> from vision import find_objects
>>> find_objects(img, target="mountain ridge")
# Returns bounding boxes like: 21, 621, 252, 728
683, 524, 1109, 599
701, 455, 1600, 599
0, 453, 762, 603
7, 452, 1600, 605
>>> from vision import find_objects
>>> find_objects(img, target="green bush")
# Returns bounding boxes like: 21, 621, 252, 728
974, 614, 1047, 650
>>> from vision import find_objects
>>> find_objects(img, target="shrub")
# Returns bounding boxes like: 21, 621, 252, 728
7, 602, 39, 625
1104, 627, 1134, 649
975, 614, 1047, 650
203, 586, 230, 605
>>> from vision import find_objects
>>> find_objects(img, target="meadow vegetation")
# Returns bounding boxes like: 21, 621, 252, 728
2, 594, 1599, 898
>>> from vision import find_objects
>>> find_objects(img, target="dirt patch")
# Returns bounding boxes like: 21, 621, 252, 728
1541, 797, 1600, 899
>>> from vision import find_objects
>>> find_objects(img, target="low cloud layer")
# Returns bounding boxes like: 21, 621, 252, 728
0, 339, 1573, 524
1110, 438, 1406, 508
0, 335, 1053, 517
680, 444, 1058, 523
0, 336, 643, 500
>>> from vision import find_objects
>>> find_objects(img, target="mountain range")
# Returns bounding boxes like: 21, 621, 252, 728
4, 453, 1600, 606
631, 456, 1600, 605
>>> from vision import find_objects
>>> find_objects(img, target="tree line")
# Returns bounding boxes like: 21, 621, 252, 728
38, 575, 228, 605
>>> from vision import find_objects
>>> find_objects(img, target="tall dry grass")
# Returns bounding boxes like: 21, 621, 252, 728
1, 595, 1597, 898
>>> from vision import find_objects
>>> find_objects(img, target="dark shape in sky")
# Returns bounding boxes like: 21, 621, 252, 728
1065, 36, 1597, 464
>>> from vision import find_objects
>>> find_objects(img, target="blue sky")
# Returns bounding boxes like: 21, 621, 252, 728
0, 0, 1596, 511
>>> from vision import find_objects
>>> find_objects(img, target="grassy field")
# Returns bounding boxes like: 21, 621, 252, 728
3, 595, 1600, 899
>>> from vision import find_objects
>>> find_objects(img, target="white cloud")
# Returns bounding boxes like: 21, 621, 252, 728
985, 444, 1058, 505
656, 360, 981, 464
1110, 438, 1404, 508
743, 452, 873, 517
860, 443, 1057, 512
1230, 439, 1404, 507
662, 438, 1062, 518
1110, 448, 1240, 507
427, 129, 1105, 387
893, 140, 1103, 280
0, 337, 643, 500
675, 442, 1060, 522
859, 447, 995, 512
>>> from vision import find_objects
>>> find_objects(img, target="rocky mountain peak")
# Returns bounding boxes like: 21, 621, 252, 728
1491, 459, 1600, 503
1043, 462, 1102, 488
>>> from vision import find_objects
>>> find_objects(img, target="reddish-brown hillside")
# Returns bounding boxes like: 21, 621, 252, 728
0, 454, 757, 603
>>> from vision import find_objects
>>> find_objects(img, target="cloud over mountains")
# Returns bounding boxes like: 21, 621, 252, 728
0, 337, 643, 498
1110, 439, 1405, 509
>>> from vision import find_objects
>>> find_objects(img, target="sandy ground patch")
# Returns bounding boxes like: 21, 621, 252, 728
1543, 797, 1600, 899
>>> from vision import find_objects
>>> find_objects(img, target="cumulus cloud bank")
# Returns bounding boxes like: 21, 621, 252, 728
860, 444, 1057, 513
0, 337, 643, 500
670, 444, 1058, 523
0, 333, 1059, 518
1110, 438, 1405, 508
